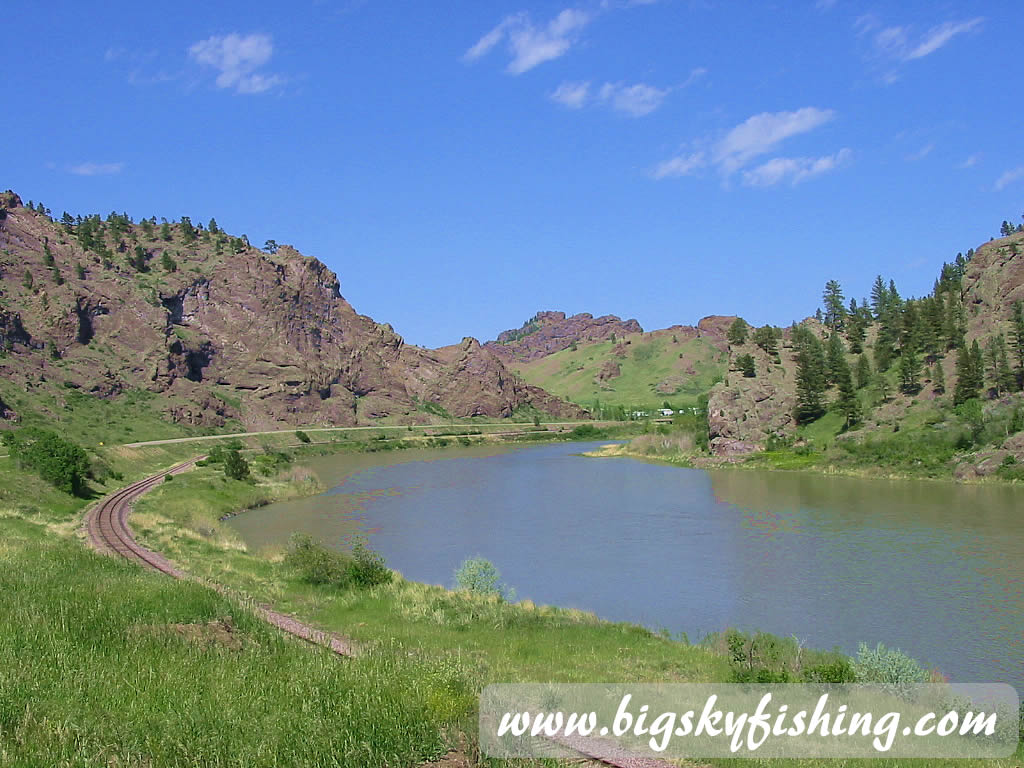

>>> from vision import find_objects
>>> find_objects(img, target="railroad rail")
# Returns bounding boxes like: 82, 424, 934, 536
83, 460, 681, 768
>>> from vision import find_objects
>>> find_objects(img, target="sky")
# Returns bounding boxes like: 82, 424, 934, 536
7, 0, 1024, 348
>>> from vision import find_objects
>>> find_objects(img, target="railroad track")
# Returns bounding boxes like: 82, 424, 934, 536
84, 461, 679, 768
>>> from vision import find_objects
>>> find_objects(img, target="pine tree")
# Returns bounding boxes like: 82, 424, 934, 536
834, 361, 861, 429
933, 359, 946, 394
971, 340, 985, 395
736, 353, 756, 377
954, 345, 980, 405
1010, 301, 1024, 390
870, 275, 887, 320
752, 325, 778, 356
727, 318, 749, 346
179, 216, 197, 244
822, 280, 846, 332
898, 347, 921, 394
160, 221, 172, 241
855, 354, 872, 389
825, 331, 847, 385
794, 334, 827, 424
208, 218, 220, 235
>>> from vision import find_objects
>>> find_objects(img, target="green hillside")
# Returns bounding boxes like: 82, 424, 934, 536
512, 329, 727, 410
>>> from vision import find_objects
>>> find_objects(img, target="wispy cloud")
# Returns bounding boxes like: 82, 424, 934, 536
188, 33, 284, 94
680, 67, 708, 88
742, 148, 852, 187
68, 162, 124, 176
905, 142, 934, 162
816, 0, 838, 11
549, 81, 590, 109
857, 14, 983, 78
654, 106, 844, 186
464, 9, 591, 74
713, 107, 836, 174
995, 166, 1024, 191
959, 154, 980, 169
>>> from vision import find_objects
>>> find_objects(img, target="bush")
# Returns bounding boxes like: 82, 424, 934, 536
569, 424, 602, 440
284, 533, 390, 588
1, 428, 91, 496
347, 537, 392, 587
222, 449, 250, 481
295, 430, 311, 444
852, 642, 929, 689
284, 533, 352, 586
454, 556, 511, 599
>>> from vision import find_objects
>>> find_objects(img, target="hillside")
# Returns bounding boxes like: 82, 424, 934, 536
0, 191, 583, 441
707, 228, 1024, 475
490, 314, 733, 411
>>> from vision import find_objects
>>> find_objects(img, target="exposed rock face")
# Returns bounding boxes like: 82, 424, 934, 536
0, 199, 585, 431
596, 360, 621, 381
485, 310, 643, 363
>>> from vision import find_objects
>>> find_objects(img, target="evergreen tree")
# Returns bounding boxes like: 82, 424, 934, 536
736, 353, 756, 377
971, 340, 985, 395
898, 347, 921, 394
794, 333, 827, 424
822, 280, 846, 332
933, 359, 946, 394
160, 252, 177, 272
179, 216, 197, 244
22, 270, 33, 291
140, 219, 154, 238
1010, 301, 1024, 389
825, 331, 847, 385
752, 325, 778, 356
834, 361, 861, 429
208, 217, 220, 234
160, 221, 172, 241
855, 353, 872, 389
727, 317, 749, 345
870, 275, 887, 320
954, 345, 980, 405
74, 262, 85, 280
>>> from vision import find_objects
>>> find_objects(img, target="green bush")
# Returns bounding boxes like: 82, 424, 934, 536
569, 424, 602, 440
222, 449, 250, 481
284, 533, 391, 589
852, 642, 929, 688
1, 428, 91, 496
454, 556, 511, 599
295, 430, 311, 443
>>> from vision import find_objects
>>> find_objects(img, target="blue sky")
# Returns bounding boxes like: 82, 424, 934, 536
7, 0, 1023, 347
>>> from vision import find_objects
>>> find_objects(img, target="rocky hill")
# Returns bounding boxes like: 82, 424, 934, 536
489, 313, 734, 410
484, 311, 643, 363
0, 191, 584, 434
707, 229, 1024, 460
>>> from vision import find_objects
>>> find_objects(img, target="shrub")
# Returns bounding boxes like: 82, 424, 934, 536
347, 536, 392, 587
284, 533, 390, 588
295, 430, 311, 444
852, 642, 929, 689
454, 556, 510, 599
222, 449, 250, 481
284, 533, 352, 586
1, 428, 91, 496
569, 424, 602, 440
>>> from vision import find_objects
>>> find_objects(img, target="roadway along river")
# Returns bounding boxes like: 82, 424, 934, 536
227, 441, 1024, 687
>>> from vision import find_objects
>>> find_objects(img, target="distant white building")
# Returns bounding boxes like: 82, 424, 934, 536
657, 408, 675, 416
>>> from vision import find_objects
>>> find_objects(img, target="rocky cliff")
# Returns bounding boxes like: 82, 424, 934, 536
0, 192, 585, 432
485, 310, 643, 363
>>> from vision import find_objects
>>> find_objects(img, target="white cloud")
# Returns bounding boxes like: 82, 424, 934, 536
906, 142, 934, 161
713, 107, 836, 174
959, 154, 980, 169
598, 82, 669, 116
69, 162, 125, 176
654, 106, 845, 185
652, 151, 705, 179
995, 166, 1024, 191
188, 33, 283, 94
549, 81, 590, 109
463, 9, 591, 74
859, 15, 983, 64
816, 0, 838, 10
905, 18, 983, 60
741, 148, 852, 187
681, 67, 707, 88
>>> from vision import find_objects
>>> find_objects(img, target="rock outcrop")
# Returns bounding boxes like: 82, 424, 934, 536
0, 197, 585, 431
485, 310, 643, 363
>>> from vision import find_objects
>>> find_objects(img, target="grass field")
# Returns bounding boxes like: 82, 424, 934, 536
512, 331, 726, 410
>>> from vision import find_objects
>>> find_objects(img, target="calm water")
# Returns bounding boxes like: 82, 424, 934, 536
229, 441, 1024, 685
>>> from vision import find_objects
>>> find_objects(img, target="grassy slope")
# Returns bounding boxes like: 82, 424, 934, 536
512, 330, 726, 409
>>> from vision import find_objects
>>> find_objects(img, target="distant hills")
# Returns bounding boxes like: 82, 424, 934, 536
0, 191, 583, 438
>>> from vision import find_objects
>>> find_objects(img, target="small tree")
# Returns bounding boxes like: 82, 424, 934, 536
264, 239, 279, 254
736, 353, 756, 377
159, 221, 172, 241
898, 348, 921, 394
855, 354, 872, 390
295, 430, 311, 443
727, 317, 749, 346
933, 359, 946, 394
74, 262, 86, 280
752, 325, 778, 356
160, 252, 177, 272
454, 556, 510, 599
22, 269, 33, 291
223, 449, 250, 481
